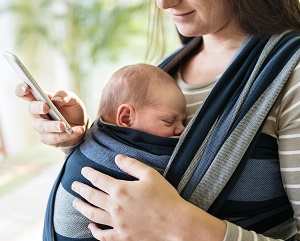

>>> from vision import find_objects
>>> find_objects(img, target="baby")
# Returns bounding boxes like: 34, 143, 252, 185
43, 64, 186, 241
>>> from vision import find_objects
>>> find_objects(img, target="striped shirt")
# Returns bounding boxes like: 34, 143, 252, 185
176, 61, 300, 241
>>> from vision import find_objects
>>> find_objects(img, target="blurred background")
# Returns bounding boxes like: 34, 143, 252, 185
0, 0, 181, 240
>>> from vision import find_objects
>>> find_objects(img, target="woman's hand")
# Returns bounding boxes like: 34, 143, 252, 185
72, 154, 186, 241
15, 83, 88, 147
71, 155, 227, 241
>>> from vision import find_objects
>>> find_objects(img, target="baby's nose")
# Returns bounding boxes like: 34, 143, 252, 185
174, 124, 185, 136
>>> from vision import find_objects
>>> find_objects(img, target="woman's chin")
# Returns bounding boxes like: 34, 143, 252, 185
175, 26, 200, 38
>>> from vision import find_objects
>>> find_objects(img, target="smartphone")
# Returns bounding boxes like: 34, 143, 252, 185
3, 51, 74, 135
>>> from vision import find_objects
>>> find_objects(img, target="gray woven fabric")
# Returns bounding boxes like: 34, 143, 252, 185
162, 33, 300, 239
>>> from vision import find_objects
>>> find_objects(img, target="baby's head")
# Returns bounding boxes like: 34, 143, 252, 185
98, 63, 186, 137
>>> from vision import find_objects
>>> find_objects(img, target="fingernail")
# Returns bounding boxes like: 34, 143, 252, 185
115, 154, 125, 161
40, 104, 44, 113
71, 182, 77, 191
81, 167, 87, 176
55, 124, 61, 131
72, 199, 78, 208
21, 84, 26, 92
51, 96, 63, 101
79, 127, 84, 134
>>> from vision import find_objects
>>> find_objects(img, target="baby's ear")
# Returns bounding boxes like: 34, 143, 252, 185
116, 104, 134, 127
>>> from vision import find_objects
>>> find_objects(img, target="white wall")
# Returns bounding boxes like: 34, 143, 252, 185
0, 1, 180, 156
0, 16, 136, 156
0, 2, 73, 156
0, 5, 34, 155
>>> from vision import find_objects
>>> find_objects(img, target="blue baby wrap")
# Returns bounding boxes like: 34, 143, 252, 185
43, 31, 300, 241
43, 120, 179, 241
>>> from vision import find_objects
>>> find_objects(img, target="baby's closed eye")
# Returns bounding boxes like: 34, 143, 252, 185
161, 117, 175, 125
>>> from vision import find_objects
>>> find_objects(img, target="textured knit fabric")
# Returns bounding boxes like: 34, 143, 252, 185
43, 119, 179, 241
178, 65, 300, 240
159, 32, 300, 240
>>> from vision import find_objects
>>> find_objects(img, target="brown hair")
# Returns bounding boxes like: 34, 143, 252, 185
98, 63, 176, 124
231, 0, 300, 36
151, 0, 300, 45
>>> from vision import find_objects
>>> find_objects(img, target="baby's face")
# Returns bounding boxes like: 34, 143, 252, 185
131, 84, 186, 137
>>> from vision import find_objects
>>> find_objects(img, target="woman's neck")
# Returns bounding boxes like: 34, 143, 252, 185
181, 33, 248, 85
201, 32, 248, 56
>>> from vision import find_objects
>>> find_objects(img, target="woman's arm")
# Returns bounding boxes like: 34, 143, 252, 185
15, 83, 88, 147
275, 64, 300, 239
72, 154, 226, 241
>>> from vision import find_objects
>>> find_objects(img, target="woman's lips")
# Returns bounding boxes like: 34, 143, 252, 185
169, 11, 195, 22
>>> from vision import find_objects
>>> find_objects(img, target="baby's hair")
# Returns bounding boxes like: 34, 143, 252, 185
98, 63, 177, 124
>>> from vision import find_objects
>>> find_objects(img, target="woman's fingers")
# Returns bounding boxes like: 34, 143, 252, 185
72, 198, 113, 227
38, 126, 84, 147
51, 90, 80, 107
28, 101, 51, 119
72, 180, 111, 211
80, 167, 118, 194
50, 90, 88, 127
115, 154, 159, 180
15, 82, 87, 147
88, 223, 105, 240
33, 119, 65, 133
88, 223, 118, 241
15, 83, 35, 101
73, 157, 186, 241
72, 181, 115, 228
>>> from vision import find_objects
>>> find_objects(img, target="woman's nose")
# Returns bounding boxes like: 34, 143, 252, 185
156, 0, 180, 9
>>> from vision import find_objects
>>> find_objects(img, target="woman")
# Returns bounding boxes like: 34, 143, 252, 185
16, 0, 300, 240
